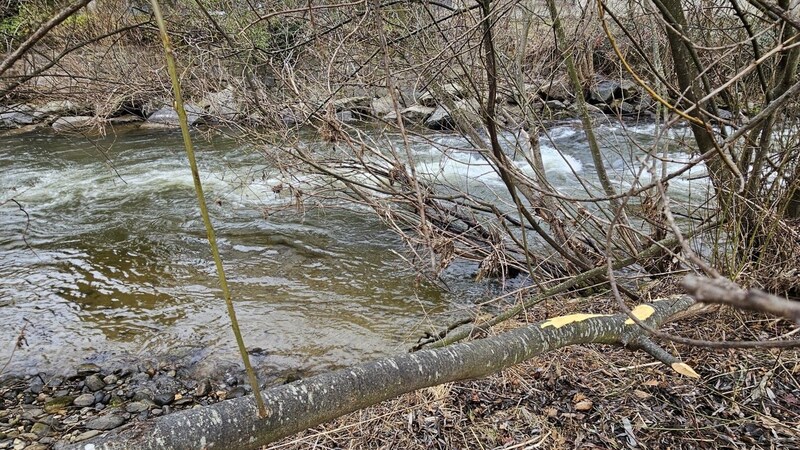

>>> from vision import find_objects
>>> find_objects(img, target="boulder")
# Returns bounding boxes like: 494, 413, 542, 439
589, 78, 640, 104
0, 104, 40, 128
418, 82, 470, 107
399, 105, 435, 123
35, 100, 90, 117
371, 95, 396, 117
51, 116, 95, 132
333, 96, 371, 111
424, 98, 481, 130
200, 87, 239, 121
538, 78, 573, 102
142, 104, 205, 128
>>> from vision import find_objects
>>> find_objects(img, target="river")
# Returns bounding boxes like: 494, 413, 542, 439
0, 121, 709, 378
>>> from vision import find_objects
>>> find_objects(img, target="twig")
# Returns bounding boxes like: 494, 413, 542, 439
681, 275, 800, 324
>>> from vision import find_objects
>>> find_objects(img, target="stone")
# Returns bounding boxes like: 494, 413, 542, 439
29, 422, 50, 438
72, 430, 101, 442
400, 105, 434, 123
418, 82, 469, 107
34, 100, 89, 117
84, 374, 105, 392
332, 96, 370, 111
194, 379, 212, 397
144, 104, 205, 127
24, 444, 49, 450
371, 95, 396, 117
106, 115, 142, 126
0, 105, 39, 128
125, 401, 149, 413
200, 86, 240, 121
153, 393, 174, 406
43, 396, 75, 414
51, 116, 95, 132
76, 364, 101, 377
84, 414, 125, 431
539, 78, 573, 102
424, 98, 481, 131
72, 393, 95, 408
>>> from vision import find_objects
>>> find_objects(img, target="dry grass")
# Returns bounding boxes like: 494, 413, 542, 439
270, 295, 800, 449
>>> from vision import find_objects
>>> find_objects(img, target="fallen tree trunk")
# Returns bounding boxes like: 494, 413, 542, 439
62, 296, 695, 450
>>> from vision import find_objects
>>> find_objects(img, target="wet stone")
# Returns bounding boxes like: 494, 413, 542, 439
73, 393, 95, 408
76, 364, 101, 377
84, 414, 125, 431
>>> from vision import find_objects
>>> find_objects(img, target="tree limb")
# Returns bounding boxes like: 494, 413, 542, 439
64, 296, 695, 450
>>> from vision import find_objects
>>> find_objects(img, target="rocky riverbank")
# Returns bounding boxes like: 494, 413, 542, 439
0, 353, 298, 450
0, 76, 654, 136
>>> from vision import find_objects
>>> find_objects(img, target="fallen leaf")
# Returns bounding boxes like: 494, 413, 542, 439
633, 389, 652, 400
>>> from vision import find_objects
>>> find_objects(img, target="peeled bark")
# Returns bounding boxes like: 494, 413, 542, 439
62, 296, 695, 450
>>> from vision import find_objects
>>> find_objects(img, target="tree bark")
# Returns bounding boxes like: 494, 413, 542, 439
62, 296, 695, 450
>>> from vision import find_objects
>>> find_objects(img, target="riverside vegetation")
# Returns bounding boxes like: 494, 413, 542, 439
1, 0, 799, 449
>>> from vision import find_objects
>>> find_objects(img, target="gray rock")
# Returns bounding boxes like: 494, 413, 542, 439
194, 379, 212, 397
84, 414, 125, 431
51, 116, 95, 132
418, 82, 469, 107
35, 100, 89, 117
72, 393, 95, 408
400, 105, 435, 123
72, 430, 101, 442
125, 401, 149, 413
153, 393, 174, 406
332, 96, 370, 111
0, 105, 39, 128
84, 374, 105, 392
76, 364, 101, 377
226, 386, 246, 399
30, 421, 50, 437
102, 375, 118, 385
371, 95, 396, 117
424, 98, 481, 130
144, 104, 205, 127
106, 115, 142, 126
200, 87, 240, 121
539, 78, 573, 101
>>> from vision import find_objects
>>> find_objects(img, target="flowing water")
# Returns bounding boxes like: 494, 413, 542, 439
0, 122, 709, 378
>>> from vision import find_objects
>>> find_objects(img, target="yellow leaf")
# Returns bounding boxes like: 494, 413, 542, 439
540, 313, 609, 329
624, 304, 656, 324
671, 362, 700, 378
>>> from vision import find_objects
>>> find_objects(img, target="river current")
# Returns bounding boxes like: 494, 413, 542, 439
0, 121, 709, 377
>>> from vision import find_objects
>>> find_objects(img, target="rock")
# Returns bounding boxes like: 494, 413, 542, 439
200, 86, 240, 121
539, 78, 573, 102
84, 375, 105, 392
332, 96, 370, 112
51, 116, 95, 132
153, 393, 174, 406
72, 393, 95, 408
399, 105, 434, 123
106, 115, 142, 126
27, 376, 44, 395
76, 364, 101, 377
0, 105, 39, 128
226, 386, 247, 399
35, 100, 89, 117
44, 396, 75, 414
125, 401, 149, 413
334, 110, 358, 124
194, 379, 212, 397
84, 414, 125, 431
23, 443, 48, 450
589, 78, 640, 104
29, 421, 50, 437
418, 82, 469, 107
424, 98, 481, 130
72, 430, 101, 442
143, 104, 205, 127
278, 106, 306, 127
102, 375, 118, 385
371, 95, 396, 117
12, 439, 24, 450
